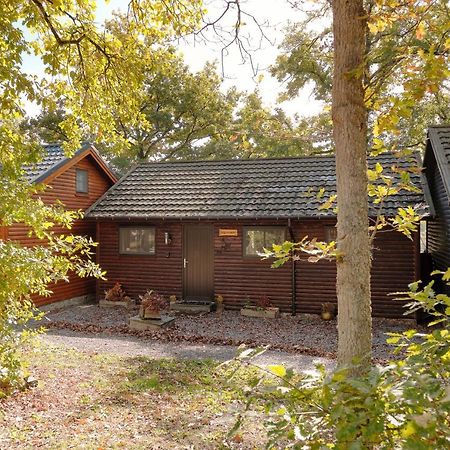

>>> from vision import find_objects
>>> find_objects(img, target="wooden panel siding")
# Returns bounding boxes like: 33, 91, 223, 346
424, 150, 450, 295
292, 220, 415, 318
96, 218, 417, 318
370, 230, 417, 317
8, 154, 113, 306
292, 220, 337, 314
213, 220, 292, 310
426, 155, 450, 269
97, 221, 183, 300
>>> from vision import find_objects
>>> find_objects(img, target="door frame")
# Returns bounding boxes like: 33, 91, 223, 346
182, 224, 214, 301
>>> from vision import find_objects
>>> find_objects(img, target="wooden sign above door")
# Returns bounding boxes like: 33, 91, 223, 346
219, 228, 238, 237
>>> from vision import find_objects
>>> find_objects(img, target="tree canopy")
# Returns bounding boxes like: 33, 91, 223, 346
271, 0, 450, 153
0, 0, 203, 395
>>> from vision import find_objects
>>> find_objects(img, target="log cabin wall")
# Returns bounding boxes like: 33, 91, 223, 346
7, 154, 114, 306
292, 220, 415, 318
424, 151, 450, 289
213, 220, 292, 310
96, 220, 184, 301
97, 218, 417, 318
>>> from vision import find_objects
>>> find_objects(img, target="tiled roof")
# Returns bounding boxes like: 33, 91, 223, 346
23, 142, 92, 183
86, 154, 427, 220
427, 126, 450, 201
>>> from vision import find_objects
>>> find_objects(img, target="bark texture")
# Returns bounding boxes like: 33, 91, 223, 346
332, 0, 372, 369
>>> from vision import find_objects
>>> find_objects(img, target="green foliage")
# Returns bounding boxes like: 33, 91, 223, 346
25, 81, 328, 174
1, 0, 202, 395
202, 91, 333, 159
230, 272, 450, 448
265, 237, 340, 269
272, 0, 450, 154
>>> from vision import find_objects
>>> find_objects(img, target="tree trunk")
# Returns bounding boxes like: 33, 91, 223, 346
332, 0, 372, 370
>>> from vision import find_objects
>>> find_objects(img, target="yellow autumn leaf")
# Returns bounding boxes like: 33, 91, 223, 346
416, 22, 425, 40
401, 421, 416, 438
268, 365, 286, 378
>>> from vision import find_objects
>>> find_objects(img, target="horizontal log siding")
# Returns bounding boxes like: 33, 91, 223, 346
213, 220, 292, 310
292, 220, 337, 314
426, 156, 450, 269
7, 155, 113, 306
97, 218, 416, 318
97, 221, 183, 300
424, 152, 450, 296
370, 230, 416, 317
293, 220, 415, 317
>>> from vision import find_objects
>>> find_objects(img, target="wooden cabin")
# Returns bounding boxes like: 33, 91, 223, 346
422, 126, 450, 294
2, 143, 117, 306
86, 154, 426, 318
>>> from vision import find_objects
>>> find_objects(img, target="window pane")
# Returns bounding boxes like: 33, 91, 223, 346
120, 227, 155, 254
245, 230, 265, 256
264, 229, 285, 248
244, 227, 285, 256
325, 226, 337, 243
76, 169, 88, 193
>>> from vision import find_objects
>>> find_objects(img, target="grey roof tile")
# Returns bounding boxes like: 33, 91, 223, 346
23, 142, 94, 183
86, 154, 428, 219
23, 144, 67, 182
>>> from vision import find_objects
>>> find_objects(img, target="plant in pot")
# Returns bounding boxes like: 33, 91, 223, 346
321, 302, 336, 321
101, 282, 132, 307
240, 295, 280, 319
139, 290, 169, 320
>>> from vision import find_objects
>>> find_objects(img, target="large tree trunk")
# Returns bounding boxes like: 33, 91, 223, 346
332, 0, 372, 369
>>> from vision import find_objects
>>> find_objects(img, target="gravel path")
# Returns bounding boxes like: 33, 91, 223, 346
41, 328, 335, 374
42, 303, 422, 361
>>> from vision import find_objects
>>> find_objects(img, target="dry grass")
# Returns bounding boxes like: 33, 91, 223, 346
0, 341, 266, 449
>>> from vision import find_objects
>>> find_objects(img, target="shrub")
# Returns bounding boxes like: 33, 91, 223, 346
139, 290, 169, 313
104, 282, 127, 302
255, 295, 273, 309
229, 271, 450, 448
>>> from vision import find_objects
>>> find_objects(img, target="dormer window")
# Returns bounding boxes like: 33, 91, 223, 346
76, 169, 88, 193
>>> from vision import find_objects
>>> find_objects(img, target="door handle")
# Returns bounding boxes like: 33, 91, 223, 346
183, 258, 188, 269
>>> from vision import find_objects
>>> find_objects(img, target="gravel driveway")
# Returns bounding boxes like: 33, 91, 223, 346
42, 328, 335, 374
42, 303, 421, 361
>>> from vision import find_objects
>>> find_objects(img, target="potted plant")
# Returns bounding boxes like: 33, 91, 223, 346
321, 302, 336, 320
100, 282, 133, 308
139, 290, 169, 320
240, 295, 280, 319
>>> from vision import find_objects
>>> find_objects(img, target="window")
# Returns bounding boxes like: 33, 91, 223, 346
76, 169, 88, 193
325, 226, 337, 243
243, 227, 286, 257
119, 227, 155, 254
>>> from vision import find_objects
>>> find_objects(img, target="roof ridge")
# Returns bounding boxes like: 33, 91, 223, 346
138, 155, 334, 166
32, 142, 93, 184
135, 152, 412, 167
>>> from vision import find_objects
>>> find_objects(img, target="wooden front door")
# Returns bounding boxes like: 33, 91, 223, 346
183, 224, 214, 301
